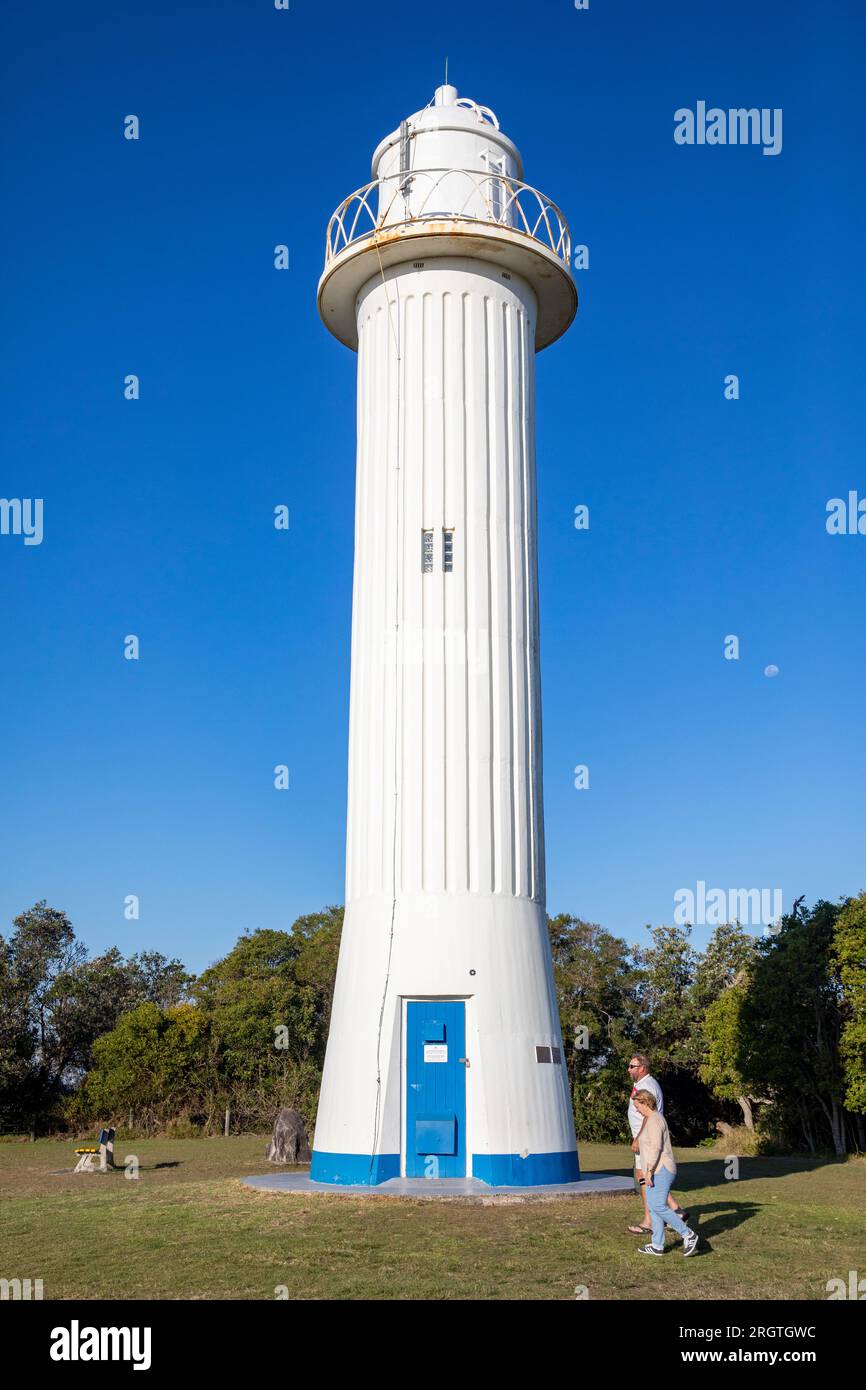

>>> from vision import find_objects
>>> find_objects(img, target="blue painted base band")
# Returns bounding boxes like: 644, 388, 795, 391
310, 1150, 400, 1185
310, 1149, 581, 1187
472, 1149, 581, 1187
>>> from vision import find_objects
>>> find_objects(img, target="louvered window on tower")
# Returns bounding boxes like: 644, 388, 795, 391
443, 528, 454, 572
422, 529, 434, 573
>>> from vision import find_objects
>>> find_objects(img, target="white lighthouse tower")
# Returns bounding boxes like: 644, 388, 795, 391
312, 83, 579, 1186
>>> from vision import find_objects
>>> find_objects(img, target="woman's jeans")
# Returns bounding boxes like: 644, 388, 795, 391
645, 1166, 689, 1247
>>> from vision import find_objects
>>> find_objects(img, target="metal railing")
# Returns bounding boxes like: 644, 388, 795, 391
324, 168, 572, 267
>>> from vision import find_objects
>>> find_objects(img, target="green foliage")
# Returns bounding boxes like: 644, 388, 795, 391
2, 893, 862, 1155
695, 925, 761, 1129
191, 908, 342, 1127
548, 915, 641, 1141
738, 900, 851, 1154
0, 902, 87, 1129
634, 924, 699, 1071
194, 927, 315, 1077
66, 907, 345, 1135
74, 1002, 207, 1131
0, 901, 192, 1132
834, 892, 866, 1114
700, 984, 750, 1104
693, 921, 759, 1011
630, 924, 720, 1142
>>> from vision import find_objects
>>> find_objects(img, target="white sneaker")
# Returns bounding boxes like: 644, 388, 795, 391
637, 1243, 665, 1256
682, 1229, 699, 1257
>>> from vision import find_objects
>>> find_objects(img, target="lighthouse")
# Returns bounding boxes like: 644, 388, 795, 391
312, 83, 579, 1186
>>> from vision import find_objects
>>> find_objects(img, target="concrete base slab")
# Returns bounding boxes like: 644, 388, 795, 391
241, 1170, 634, 1203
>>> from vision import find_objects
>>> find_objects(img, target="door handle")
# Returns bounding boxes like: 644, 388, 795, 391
458, 1057, 470, 1067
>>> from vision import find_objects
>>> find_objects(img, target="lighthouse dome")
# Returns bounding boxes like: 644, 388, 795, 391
319, 83, 576, 352
371, 84, 523, 182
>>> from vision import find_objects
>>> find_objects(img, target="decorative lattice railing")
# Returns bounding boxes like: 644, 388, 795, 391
325, 168, 571, 267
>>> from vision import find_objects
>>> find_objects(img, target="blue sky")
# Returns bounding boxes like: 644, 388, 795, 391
1, 0, 864, 973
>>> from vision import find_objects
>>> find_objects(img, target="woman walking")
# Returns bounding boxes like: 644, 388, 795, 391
631, 1089, 700, 1257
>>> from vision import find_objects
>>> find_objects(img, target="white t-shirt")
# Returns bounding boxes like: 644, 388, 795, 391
628, 1073, 664, 1138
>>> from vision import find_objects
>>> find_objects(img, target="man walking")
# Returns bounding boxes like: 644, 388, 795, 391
626, 1053, 689, 1236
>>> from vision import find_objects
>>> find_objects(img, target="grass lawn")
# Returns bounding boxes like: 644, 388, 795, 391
1, 1137, 862, 1300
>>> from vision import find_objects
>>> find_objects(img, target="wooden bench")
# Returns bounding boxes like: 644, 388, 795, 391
73, 1127, 115, 1173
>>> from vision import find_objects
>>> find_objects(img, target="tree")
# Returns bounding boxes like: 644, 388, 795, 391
548, 915, 642, 1141
833, 892, 866, 1122
192, 914, 342, 1130
0, 934, 39, 1130
0, 902, 85, 1130
0, 901, 194, 1133
739, 899, 851, 1154
633, 924, 743, 1142
693, 921, 759, 1013
288, 906, 343, 1043
693, 923, 762, 1129
126, 952, 193, 1011
79, 1002, 207, 1131
634, 924, 699, 1071
49, 947, 189, 1084
6, 890, 860, 1154
700, 977, 762, 1129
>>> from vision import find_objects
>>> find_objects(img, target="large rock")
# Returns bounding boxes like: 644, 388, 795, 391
266, 1108, 312, 1165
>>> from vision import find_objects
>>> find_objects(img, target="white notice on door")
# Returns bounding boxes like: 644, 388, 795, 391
423, 1043, 448, 1063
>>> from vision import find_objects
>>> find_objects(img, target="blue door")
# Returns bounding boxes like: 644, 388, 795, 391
405, 1001, 466, 1178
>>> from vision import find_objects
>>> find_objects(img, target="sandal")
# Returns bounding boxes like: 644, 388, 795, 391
627, 1224, 653, 1235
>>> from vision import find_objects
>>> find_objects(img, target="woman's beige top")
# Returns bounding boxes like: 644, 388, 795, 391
638, 1109, 677, 1177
